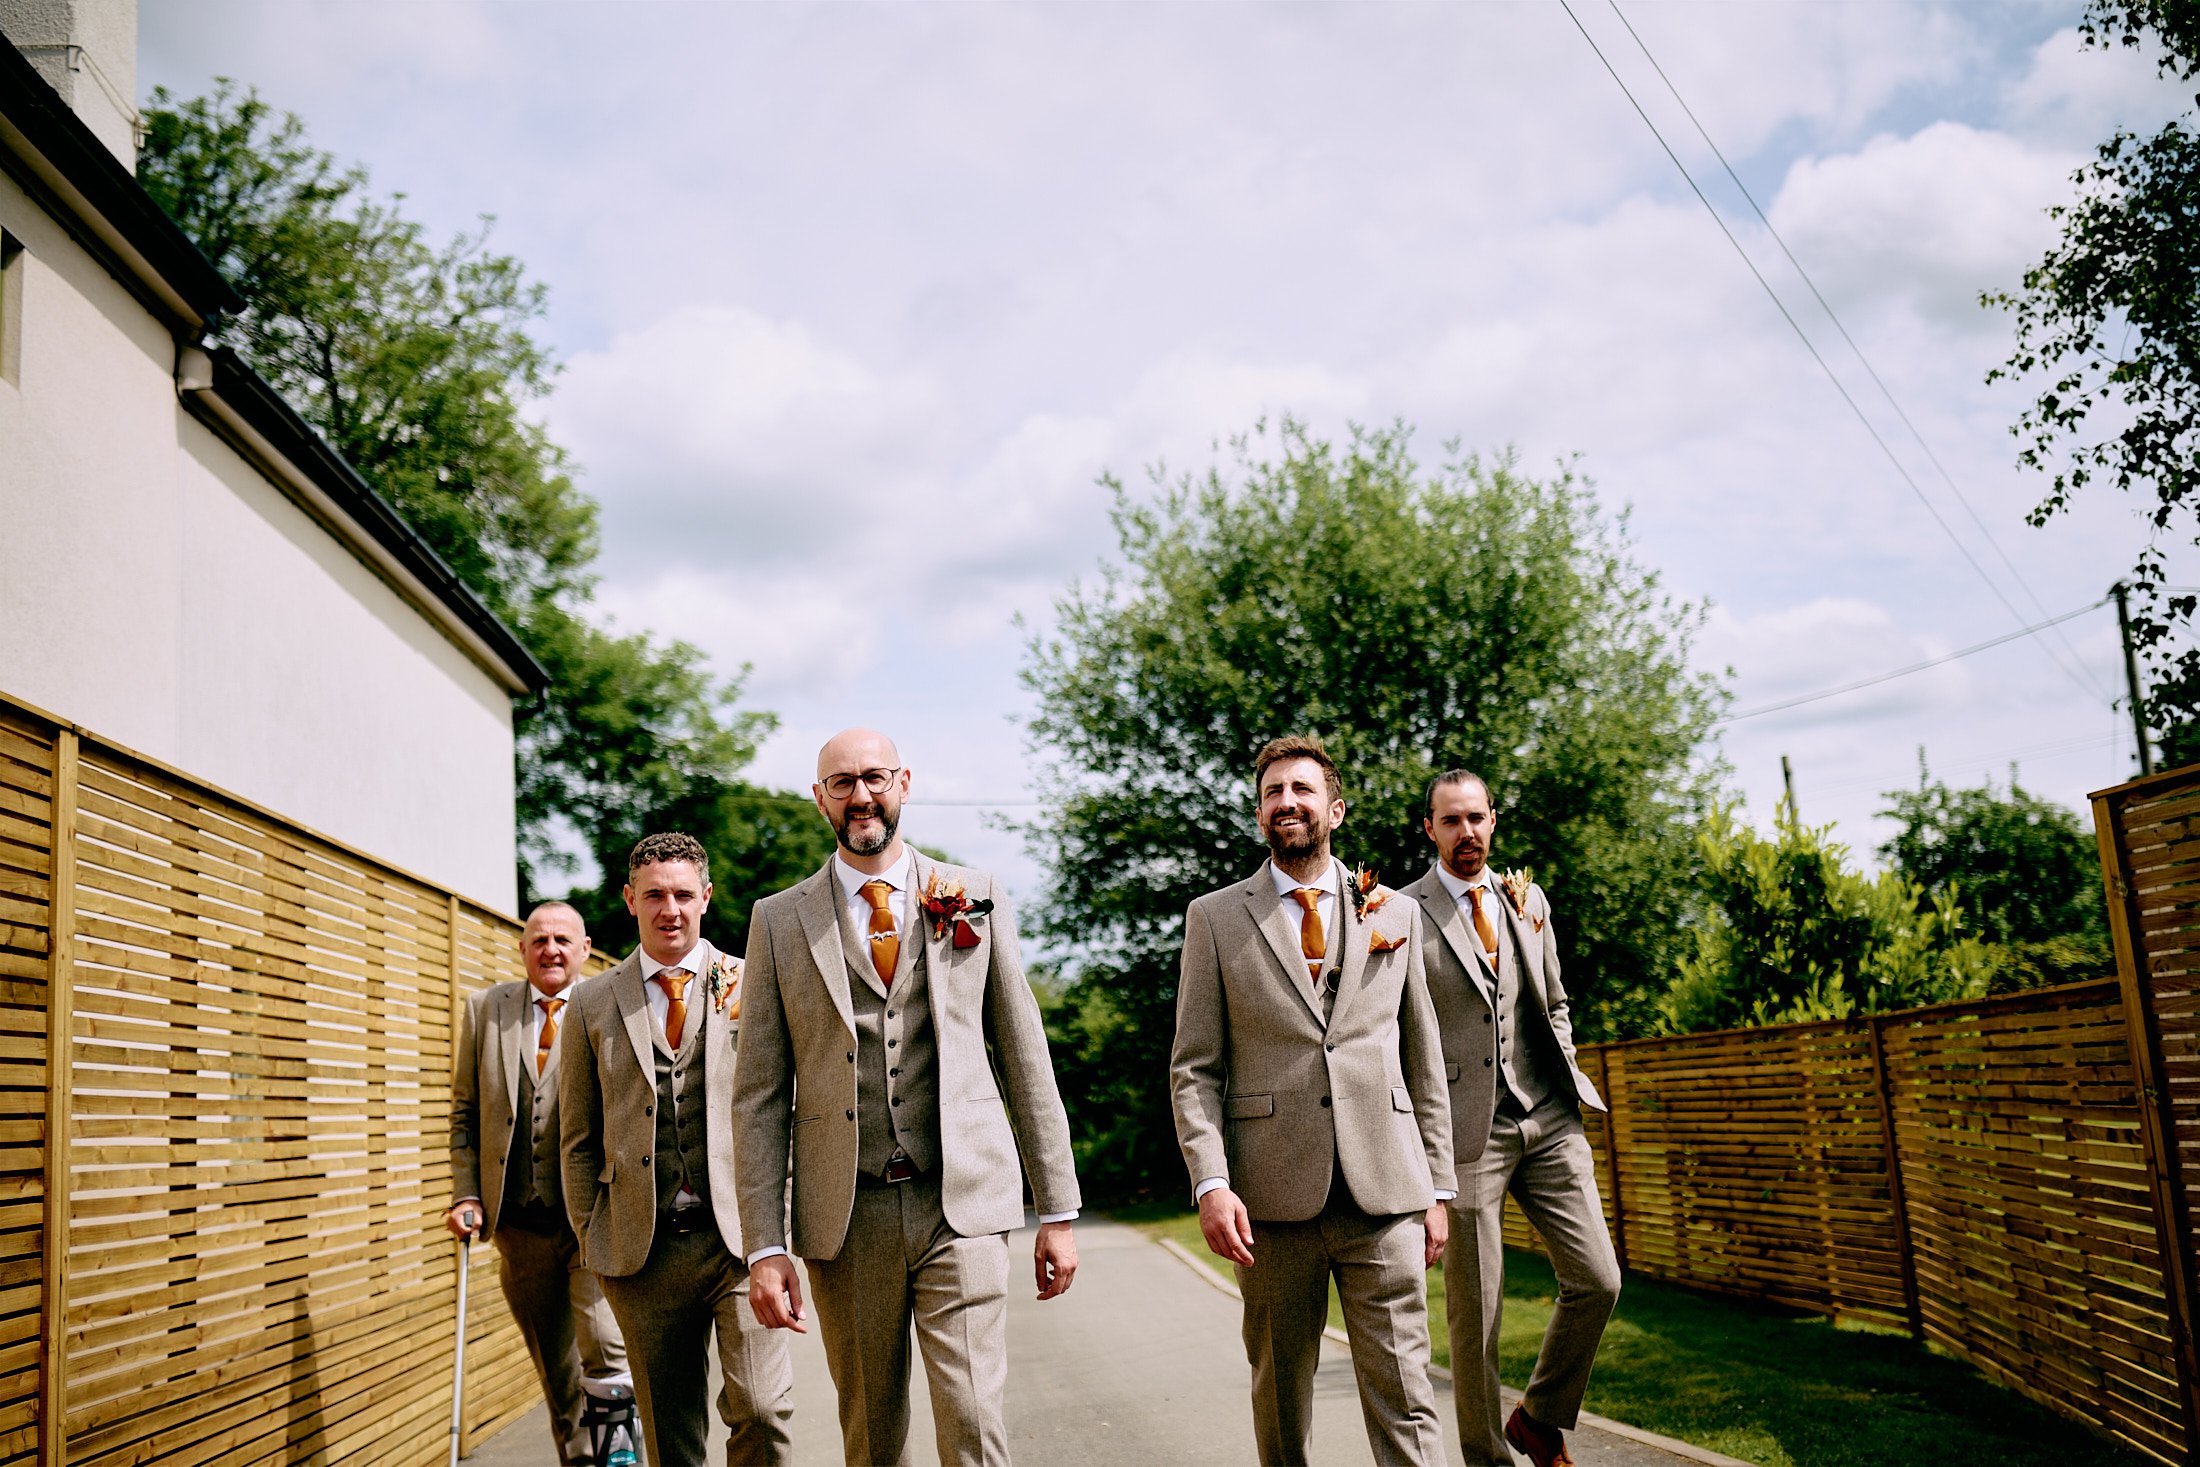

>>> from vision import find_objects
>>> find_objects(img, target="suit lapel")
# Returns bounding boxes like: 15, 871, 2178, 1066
909, 853, 943, 989
796, 864, 858, 1037
1496, 888, 1537, 997
500, 982, 526, 1114
1328, 859, 1369, 1024
1240, 865, 1325, 1025
612, 954, 655, 1077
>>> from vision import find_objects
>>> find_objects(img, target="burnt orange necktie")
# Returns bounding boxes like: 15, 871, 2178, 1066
1466, 887, 1498, 962
535, 996, 563, 1075
860, 881, 899, 987
655, 969, 691, 1048
1289, 887, 1326, 986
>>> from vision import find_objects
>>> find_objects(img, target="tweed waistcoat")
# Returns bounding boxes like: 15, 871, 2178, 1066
1491, 903, 1560, 1114
839, 894, 942, 1177
650, 1002, 712, 1212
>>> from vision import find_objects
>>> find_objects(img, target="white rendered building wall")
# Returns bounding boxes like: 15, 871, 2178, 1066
0, 170, 522, 912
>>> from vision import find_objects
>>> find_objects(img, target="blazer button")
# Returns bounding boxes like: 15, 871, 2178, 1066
1484, 1058, 1494, 1067
892, 1097, 903, 1107
642, 1155, 652, 1165
888, 1039, 898, 1049
644, 1104, 654, 1116
1483, 1015, 1492, 1025
1325, 1043, 1335, 1052
846, 1109, 855, 1120
847, 1051, 855, 1062
1319, 1096, 1331, 1108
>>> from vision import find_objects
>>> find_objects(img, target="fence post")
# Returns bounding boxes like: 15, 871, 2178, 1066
445, 893, 472, 1459
2096, 788, 2200, 1456
39, 728, 80, 1467
1593, 1047, 1628, 1273
1864, 1014, 1923, 1340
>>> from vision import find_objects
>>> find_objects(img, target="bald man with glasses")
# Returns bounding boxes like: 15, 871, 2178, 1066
733, 728, 1081, 1467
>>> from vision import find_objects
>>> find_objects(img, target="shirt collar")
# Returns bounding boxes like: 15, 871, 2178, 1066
834, 848, 915, 905
639, 941, 707, 980
1432, 862, 1495, 904
1268, 856, 1340, 903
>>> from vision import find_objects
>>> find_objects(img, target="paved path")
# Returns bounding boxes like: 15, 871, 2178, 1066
468, 1217, 1728, 1466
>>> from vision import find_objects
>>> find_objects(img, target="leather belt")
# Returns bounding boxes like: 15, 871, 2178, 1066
859, 1156, 922, 1188
660, 1205, 715, 1235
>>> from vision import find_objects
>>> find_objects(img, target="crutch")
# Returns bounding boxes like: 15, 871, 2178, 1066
448, 1233, 473, 1467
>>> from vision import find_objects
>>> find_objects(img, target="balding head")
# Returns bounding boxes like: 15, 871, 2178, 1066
813, 727, 911, 868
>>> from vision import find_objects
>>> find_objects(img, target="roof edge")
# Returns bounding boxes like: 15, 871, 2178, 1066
180, 345, 550, 697
0, 29, 242, 327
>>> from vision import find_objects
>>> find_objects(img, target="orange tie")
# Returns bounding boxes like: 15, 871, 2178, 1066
1466, 886, 1498, 962
655, 968, 691, 1048
535, 996, 564, 1075
1289, 887, 1326, 986
860, 881, 899, 988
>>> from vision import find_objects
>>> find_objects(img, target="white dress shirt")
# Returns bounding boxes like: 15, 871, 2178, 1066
1199, 858, 1451, 1204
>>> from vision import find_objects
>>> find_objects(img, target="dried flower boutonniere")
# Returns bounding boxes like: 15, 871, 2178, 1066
708, 952, 742, 1020
1498, 869, 1544, 931
920, 870, 994, 948
1350, 866, 1393, 918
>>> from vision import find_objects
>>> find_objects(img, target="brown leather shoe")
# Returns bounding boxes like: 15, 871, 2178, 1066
1505, 1405, 1576, 1467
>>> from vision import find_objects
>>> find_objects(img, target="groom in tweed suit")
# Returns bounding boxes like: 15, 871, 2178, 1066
1405, 771, 1618, 1467
1171, 735, 1453, 1466
561, 832, 794, 1466
734, 727, 1081, 1467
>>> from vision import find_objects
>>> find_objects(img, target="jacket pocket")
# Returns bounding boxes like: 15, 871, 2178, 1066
1445, 1062, 1461, 1081
1391, 1087, 1414, 1112
1225, 1093, 1275, 1119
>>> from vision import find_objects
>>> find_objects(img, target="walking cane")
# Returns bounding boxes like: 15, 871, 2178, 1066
449, 1232, 472, 1467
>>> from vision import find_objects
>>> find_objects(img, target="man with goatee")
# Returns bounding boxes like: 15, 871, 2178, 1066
734, 728, 1081, 1467
1170, 734, 1453, 1467
1405, 771, 1617, 1467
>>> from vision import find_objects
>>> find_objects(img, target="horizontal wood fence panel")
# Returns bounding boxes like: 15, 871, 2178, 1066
1, 687, 593, 1467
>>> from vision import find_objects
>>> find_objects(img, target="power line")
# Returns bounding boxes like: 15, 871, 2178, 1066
1554, 0, 2104, 704
1602, 0, 2112, 703
1716, 597, 2108, 725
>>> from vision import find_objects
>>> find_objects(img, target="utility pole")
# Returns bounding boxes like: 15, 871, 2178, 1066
2113, 582, 2155, 776
1781, 755, 1797, 817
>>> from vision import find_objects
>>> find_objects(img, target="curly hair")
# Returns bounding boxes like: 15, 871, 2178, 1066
1253, 734, 1342, 803
626, 831, 710, 882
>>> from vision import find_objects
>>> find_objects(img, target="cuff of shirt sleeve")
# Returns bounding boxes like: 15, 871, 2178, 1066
1194, 1176, 1228, 1202
745, 1245, 789, 1265
1433, 1189, 1456, 1202
1036, 1210, 1078, 1224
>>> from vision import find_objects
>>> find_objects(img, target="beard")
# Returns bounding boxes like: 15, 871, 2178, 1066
1264, 809, 1331, 864
835, 797, 901, 858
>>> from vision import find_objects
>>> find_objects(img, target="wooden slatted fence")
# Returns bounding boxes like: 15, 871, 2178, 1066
1494, 757, 2200, 1466
8, 690, 581, 1467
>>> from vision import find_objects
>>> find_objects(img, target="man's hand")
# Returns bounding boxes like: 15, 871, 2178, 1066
1199, 1186, 1256, 1267
749, 1254, 807, 1333
445, 1202, 482, 1240
1034, 1221, 1078, 1300
1423, 1202, 1449, 1268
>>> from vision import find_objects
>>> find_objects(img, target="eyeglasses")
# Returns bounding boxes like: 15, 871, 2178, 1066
820, 767, 901, 800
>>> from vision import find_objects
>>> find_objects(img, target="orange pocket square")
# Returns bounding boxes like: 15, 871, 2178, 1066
1368, 930, 1408, 954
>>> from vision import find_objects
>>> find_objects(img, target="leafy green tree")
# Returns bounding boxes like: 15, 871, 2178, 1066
1985, 0, 2200, 763
1877, 771, 2113, 993
1022, 420, 1728, 1198
138, 84, 784, 913
1657, 803, 1988, 1035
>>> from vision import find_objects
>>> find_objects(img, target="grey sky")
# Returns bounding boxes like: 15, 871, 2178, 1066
142, 1, 2193, 904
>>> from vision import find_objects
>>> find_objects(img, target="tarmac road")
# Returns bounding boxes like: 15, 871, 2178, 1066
466, 1215, 1727, 1466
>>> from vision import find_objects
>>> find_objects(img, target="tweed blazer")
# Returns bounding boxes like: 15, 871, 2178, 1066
558, 941, 745, 1275
1403, 866, 1605, 1172
732, 854, 1080, 1262
451, 978, 574, 1235
1170, 859, 1453, 1222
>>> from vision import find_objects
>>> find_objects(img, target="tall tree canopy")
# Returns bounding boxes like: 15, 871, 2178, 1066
1986, 0, 2200, 762
139, 85, 784, 918
1878, 771, 2112, 992
1021, 420, 1727, 1197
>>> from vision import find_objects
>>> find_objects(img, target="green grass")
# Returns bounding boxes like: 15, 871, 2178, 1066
1116, 1207, 2146, 1467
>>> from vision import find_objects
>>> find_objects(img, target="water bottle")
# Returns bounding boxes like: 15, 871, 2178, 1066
604, 1417, 638, 1467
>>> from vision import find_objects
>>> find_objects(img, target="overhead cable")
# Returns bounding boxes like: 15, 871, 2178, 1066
1602, 0, 2111, 702
1554, 0, 2104, 703
1715, 597, 2107, 725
